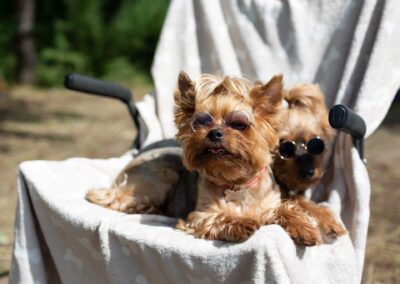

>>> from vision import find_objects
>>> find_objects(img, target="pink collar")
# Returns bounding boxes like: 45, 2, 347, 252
223, 166, 268, 191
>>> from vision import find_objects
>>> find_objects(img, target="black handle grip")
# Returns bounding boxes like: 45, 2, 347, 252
64, 73, 132, 105
329, 104, 366, 140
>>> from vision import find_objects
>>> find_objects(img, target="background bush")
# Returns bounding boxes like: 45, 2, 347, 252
0, 0, 169, 86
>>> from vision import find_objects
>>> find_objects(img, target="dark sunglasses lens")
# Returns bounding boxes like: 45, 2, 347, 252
279, 141, 296, 159
192, 113, 213, 130
225, 111, 250, 130
307, 138, 325, 155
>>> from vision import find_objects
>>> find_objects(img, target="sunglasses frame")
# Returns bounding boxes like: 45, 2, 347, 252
278, 136, 325, 160
190, 110, 253, 132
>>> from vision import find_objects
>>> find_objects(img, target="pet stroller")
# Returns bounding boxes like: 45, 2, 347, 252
10, 0, 400, 283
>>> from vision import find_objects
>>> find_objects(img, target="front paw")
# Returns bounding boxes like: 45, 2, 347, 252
286, 221, 322, 246
273, 201, 322, 246
179, 212, 260, 242
319, 215, 347, 239
212, 216, 260, 242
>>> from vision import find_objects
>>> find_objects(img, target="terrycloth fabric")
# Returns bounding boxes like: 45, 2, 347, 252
152, 0, 400, 138
135, 94, 164, 148
10, 157, 358, 284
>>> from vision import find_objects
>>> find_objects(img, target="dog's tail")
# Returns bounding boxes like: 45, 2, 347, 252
85, 173, 130, 212
86, 187, 118, 208
85, 174, 160, 214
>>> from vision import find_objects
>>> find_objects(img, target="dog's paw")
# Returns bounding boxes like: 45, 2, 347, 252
286, 221, 322, 247
180, 212, 260, 242
319, 218, 347, 239
314, 206, 347, 239
295, 198, 347, 241
273, 200, 322, 246
215, 216, 260, 242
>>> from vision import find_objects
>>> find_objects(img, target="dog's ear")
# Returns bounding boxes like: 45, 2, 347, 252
286, 84, 324, 110
174, 71, 196, 127
250, 74, 283, 117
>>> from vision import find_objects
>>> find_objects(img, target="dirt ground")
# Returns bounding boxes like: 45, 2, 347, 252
363, 102, 400, 283
0, 86, 399, 283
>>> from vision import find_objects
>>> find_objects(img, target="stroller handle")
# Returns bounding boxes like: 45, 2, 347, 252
329, 104, 366, 139
64, 73, 143, 149
329, 104, 366, 162
64, 73, 132, 105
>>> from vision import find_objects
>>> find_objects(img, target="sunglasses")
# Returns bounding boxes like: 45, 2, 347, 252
191, 110, 252, 132
278, 137, 325, 159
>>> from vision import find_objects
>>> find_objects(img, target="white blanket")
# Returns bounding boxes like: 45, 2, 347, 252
11, 156, 358, 284
152, 0, 400, 138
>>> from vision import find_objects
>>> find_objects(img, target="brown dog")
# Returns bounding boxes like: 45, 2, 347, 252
272, 84, 347, 238
87, 72, 322, 245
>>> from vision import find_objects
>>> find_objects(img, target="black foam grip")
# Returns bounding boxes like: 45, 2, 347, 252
64, 73, 132, 104
329, 104, 366, 139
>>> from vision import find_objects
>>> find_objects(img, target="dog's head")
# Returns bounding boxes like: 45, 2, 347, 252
174, 71, 283, 185
272, 84, 335, 193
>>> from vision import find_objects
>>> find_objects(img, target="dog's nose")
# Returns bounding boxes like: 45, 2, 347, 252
299, 167, 314, 179
297, 155, 314, 180
207, 129, 224, 141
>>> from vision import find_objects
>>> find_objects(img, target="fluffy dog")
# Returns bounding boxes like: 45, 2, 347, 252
87, 72, 322, 245
272, 84, 347, 238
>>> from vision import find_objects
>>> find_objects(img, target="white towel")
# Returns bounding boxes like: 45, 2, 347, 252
11, 156, 358, 284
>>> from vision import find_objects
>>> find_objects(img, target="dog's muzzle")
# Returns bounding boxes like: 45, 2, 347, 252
297, 155, 314, 180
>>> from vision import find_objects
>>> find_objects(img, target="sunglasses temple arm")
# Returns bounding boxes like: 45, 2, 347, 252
329, 104, 367, 163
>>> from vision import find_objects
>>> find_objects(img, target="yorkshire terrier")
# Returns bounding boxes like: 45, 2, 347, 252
272, 84, 347, 238
86, 72, 322, 245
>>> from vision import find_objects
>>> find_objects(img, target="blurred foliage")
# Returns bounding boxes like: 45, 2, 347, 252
0, 1, 17, 83
0, 0, 169, 86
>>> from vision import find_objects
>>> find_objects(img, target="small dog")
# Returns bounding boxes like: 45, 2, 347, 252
272, 84, 347, 238
87, 72, 322, 245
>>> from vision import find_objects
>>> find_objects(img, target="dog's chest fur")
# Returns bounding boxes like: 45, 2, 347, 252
196, 175, 281, 216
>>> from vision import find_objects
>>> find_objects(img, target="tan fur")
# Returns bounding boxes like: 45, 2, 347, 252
297, 197, 347, 238
86, 72, 322, 246
272, 84, 347, 238
174, 72, 320, 245
86, 148, 183, 214
268, 200, 322, 246
273, 84, 335, 192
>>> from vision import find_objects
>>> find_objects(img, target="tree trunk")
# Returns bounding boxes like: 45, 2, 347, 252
17, 0, 36, 84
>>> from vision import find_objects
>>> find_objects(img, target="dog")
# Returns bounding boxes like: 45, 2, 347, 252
86, 72, 322, 245
272, 84, 347, 238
